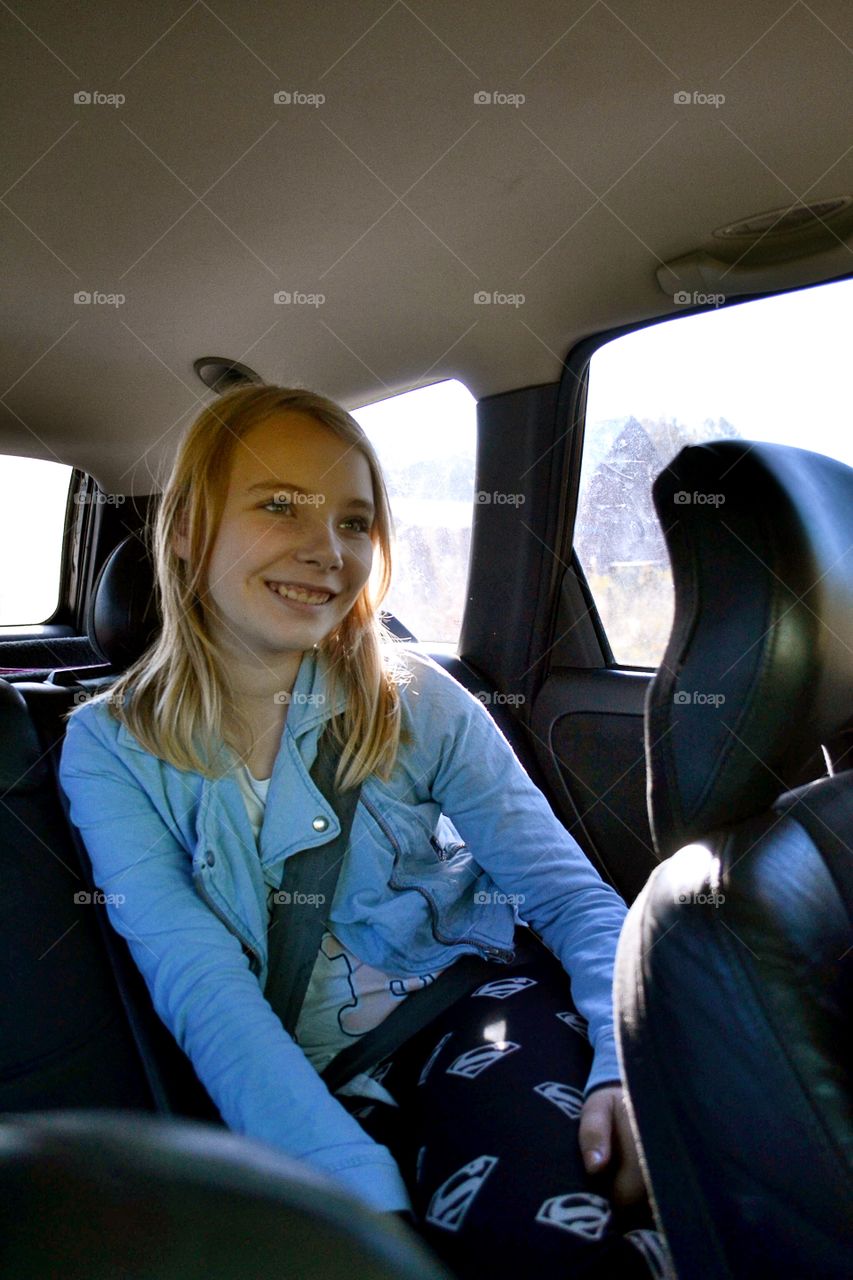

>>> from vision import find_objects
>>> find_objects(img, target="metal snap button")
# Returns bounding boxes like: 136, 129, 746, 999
312, 815, 329, 832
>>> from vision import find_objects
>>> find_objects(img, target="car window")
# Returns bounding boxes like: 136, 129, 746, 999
0, 456, 73, 625
353, 379, 476, 651
575, 275, 853, 668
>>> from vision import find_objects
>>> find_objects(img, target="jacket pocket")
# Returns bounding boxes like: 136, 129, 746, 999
359, 792, 517, 961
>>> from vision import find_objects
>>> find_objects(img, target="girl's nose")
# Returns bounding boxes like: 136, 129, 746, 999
293, 521, 344, 572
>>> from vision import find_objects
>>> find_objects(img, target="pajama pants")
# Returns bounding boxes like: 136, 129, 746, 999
335, 939, 671, 1280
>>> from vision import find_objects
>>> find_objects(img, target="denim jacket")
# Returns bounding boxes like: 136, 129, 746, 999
59, 647, 628, 1214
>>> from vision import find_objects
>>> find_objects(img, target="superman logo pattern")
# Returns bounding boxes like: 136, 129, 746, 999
533, 1081, 585, 1119
425, 1155, 499, 1232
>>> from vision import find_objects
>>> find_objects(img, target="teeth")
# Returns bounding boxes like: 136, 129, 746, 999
269, 582, 331, 605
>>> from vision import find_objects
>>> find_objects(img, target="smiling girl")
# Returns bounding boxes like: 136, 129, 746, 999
59, 384, 668, 1280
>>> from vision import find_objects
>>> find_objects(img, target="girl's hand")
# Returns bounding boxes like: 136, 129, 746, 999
578, 1084, 647, 1206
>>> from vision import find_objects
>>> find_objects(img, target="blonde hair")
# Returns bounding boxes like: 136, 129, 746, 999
72, 385, 412, 789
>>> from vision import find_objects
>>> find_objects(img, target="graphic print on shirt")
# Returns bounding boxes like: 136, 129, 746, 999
297, 931, 448, 1049
313, 931, 446, 1039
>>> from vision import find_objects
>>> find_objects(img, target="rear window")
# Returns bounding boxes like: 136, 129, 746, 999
354, 379, 476, 650
0, 456, 73, 625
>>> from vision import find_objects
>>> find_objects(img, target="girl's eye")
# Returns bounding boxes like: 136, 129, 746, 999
263, 498, 295, 514
341, 516, 371, 533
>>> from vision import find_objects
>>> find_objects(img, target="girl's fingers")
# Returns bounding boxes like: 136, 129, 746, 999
578, 1087, 616, 1173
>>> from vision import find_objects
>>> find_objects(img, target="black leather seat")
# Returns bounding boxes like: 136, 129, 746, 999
614, 441, 853, 1280
0, 1112, 451, 1279
0, 677, 156, 1115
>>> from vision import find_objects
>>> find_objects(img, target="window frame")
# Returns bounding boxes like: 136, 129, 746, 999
555, 269, 853, 673
0, 461, 82, 637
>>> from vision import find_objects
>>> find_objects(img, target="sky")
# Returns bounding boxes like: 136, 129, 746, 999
353, 377, 477, 470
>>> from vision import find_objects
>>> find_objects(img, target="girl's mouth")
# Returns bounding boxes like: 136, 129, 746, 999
265, 580, 334, 607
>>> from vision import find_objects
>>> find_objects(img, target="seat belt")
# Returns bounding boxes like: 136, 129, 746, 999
264, 726, 362, 1035
320, 928, 543, 1094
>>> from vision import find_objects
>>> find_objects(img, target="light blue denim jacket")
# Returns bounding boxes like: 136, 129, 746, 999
59, 647, 628, 1214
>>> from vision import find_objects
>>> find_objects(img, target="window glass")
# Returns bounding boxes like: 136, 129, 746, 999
576, 276, 853, 667
0, 457, 73, 625
353, 379, 476, 650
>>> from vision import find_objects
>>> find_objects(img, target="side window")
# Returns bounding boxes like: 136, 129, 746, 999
354, 379, 476, 650
0, 457, 73, 625
575, 276, 853, 667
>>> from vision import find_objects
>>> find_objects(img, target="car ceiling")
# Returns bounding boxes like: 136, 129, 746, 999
1, 0, 852, 493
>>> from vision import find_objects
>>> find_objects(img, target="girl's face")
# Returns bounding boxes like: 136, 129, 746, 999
195, 411, 376, 668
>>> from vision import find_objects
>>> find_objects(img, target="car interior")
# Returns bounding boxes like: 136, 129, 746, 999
1, 1, 851, 1277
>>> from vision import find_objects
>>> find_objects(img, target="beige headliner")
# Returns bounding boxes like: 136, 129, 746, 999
2, 0, 852, 493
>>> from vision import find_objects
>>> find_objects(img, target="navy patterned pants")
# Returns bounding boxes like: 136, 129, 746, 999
336, 940, 671, 1280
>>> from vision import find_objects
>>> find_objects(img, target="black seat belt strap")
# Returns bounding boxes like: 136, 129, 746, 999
320, 928, 543, 1094
264, 727, 362, 1036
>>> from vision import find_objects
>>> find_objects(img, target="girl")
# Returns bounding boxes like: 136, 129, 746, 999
59, 385, 668, 1280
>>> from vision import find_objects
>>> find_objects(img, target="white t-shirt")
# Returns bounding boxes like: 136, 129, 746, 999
235, 764, 448, 1105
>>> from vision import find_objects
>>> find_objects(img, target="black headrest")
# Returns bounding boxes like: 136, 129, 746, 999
0, 680, 51, 792
646, 440, 853, 858
88, 535, 160, 669
0, 1111, 448, 1279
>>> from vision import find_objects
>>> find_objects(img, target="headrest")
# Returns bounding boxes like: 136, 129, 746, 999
88, 535, 160, 669
646, 440, 853, 858
0, 1111, 446, 1278
0, 680, 51, 792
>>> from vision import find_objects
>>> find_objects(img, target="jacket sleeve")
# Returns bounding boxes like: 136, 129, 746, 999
404, 654, 628, 1095
58, 709, 412, 1214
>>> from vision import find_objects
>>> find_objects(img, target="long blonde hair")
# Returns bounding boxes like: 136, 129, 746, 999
71, 385, 412, 789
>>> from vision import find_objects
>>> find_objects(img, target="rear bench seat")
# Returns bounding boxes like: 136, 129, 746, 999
1, 536, 225, 1124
